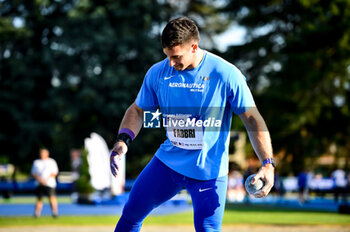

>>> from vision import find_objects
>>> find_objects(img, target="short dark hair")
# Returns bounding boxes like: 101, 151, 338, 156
161, 17, 200, 48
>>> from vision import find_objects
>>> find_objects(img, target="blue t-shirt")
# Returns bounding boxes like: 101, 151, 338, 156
135, 51, 255, 180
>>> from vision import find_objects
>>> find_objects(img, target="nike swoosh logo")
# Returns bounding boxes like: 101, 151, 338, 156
164, 75, 175, 80
199, 187, 212, 192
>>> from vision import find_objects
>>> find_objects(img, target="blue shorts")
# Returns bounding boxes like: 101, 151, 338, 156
115, 156, 227, 232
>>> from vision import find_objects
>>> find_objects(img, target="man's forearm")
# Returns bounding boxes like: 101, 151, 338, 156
110, 103, 144, 177
239, 107, 273, 163
33, 174, 41, 182
118, 102, 144, 139
50, 173, 57, 178
33, 174, 45, 185
239, 107, 274, 197
247, 130, 273, 163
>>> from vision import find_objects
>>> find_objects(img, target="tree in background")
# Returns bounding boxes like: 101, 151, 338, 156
0, 0, 231, 177
0, 0, 171, 173
4, 0, 348, 178
0, 0, 63, 171
221, 0, 350, 174
46, 0, 172, 174
76, 149, 94, 203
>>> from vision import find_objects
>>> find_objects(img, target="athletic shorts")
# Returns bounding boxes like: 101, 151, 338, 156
35, 185, 56, 198
115, 156, 228, 232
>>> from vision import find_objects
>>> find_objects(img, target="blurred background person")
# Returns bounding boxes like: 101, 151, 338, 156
331, 167, 347, 204
272, 172, 285, 202
227, 168, 245, 202
31, 148, 59, 218
346, 171, 350, 204
298, 168, 312, 205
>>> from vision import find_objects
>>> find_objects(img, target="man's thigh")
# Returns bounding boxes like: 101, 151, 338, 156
122, 157, 184, 221
187, 175, 228, 231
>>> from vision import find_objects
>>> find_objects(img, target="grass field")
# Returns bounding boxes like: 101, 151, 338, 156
0, 204, 349, 226
0, 196, 72, 204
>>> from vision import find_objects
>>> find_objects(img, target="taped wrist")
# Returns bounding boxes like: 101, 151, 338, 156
116, 133, 132, 147
116, 128, 135, 147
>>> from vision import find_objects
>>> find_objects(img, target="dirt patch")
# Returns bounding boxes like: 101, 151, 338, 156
1, 225, 349, 232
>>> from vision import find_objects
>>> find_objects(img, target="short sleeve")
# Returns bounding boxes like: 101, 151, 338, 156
51, 159, 59, 174
228, 67, 255, 115
135, 67, 159, 111
31, 161, 38, 175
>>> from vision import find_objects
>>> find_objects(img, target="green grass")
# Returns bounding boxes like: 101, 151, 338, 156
0, 204, 349, 226
0, 196, 72, 204
0, 216, 119, 226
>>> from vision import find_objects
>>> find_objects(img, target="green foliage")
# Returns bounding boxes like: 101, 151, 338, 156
0, 0, 233, 177
0, 0, 171, 175
166, 0, 232, 49
0, 155, 9, 164
221, 0, 350, 174
3, 0, 348, 177
75, 148, 94, 195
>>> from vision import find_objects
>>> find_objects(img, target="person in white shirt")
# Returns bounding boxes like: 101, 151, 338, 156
31, 148, 59, 217
331, 168, 347, 204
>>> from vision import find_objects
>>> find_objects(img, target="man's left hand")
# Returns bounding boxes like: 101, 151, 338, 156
251, 164, 274, 198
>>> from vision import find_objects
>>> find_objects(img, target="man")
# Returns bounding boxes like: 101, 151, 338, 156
110, 17, 275, 231
331, 168, 347, 204
31, 148, 59, 218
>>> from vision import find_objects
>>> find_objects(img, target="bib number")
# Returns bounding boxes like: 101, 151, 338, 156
165, 115, 203, 150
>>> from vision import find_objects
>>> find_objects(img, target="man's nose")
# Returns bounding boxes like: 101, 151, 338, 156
169, 59, 175, 67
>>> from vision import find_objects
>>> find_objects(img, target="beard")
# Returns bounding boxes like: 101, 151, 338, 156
174, 64, 184, 70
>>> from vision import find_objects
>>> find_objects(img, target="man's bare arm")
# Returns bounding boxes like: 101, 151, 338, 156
239, 107, 274, 198
110, 103, 144, 177
118, 102, 144, 136
33, 174, 46, 185
238, 107, 273, 162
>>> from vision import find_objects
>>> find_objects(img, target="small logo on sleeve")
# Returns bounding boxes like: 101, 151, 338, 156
200, 76, 212, 81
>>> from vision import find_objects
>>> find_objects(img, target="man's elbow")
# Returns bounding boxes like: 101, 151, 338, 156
244, 111, 267, 132
129, 103, 143, 118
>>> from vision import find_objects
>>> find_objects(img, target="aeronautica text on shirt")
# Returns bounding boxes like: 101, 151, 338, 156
168, 82, 205, 92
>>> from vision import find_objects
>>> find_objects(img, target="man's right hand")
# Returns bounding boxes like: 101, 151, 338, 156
34, 174, 46, 186
39, 178, 46, 186
110, 141, 128, 177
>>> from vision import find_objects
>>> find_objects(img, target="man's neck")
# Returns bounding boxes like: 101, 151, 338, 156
188, 48, 204, 70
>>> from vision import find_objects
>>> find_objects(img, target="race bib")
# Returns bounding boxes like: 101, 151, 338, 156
165, 114, 203, 150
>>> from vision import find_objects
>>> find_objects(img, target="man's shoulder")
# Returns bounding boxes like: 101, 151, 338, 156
48, 157, 57, 164
149, 58, 169, 72
145, 58, 169, 81
206, 51, 235, 68
33, 159, 41, 164
32, 159, 42, 168
205, 52, 243, 80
